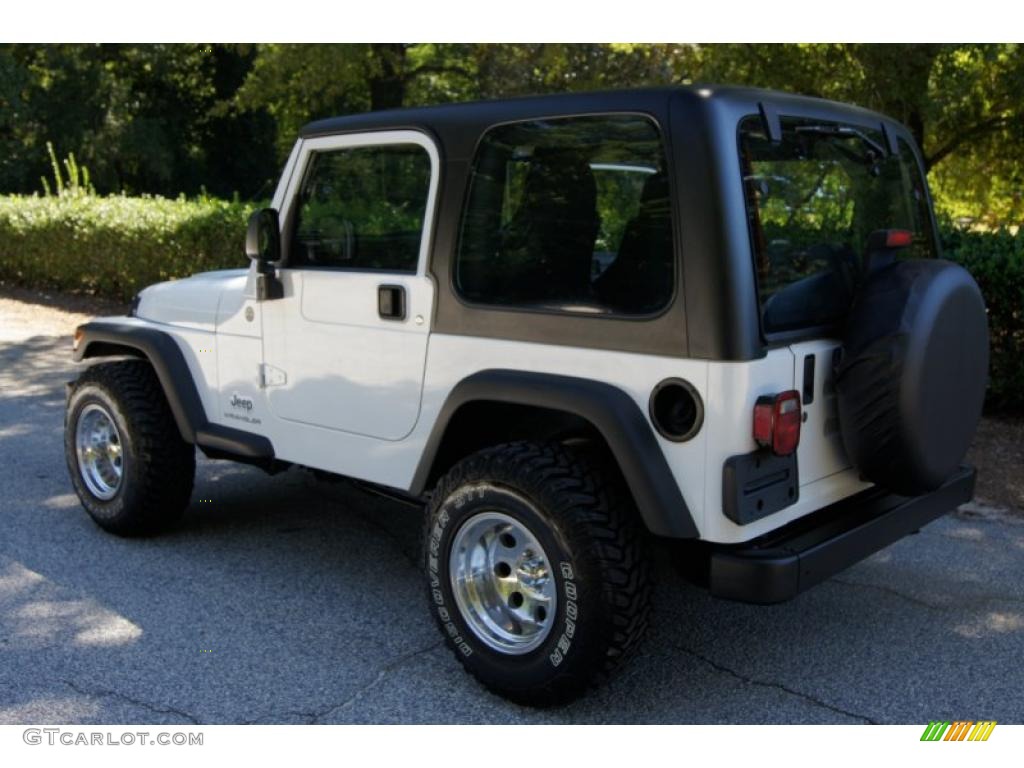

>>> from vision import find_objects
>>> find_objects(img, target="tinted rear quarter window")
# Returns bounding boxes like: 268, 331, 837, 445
456, 114, 674, 316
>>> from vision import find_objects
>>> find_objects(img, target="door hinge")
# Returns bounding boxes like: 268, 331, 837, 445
259, 363, 287, 389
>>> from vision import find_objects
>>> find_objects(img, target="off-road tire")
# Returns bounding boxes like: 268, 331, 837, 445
424, 441, 652, 706
65, 360, 195, 536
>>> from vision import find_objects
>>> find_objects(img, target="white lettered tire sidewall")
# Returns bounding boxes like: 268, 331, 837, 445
427, 481, 601, 697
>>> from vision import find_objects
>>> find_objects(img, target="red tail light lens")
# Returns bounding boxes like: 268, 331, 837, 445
753, 390, 802, 456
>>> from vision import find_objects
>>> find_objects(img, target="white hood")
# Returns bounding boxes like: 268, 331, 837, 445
135, 269, 249, 332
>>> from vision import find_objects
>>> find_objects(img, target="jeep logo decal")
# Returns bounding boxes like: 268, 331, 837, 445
229, 393, 254, 412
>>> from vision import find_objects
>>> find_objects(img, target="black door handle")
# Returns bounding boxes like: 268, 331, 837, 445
378, 284, 406, 321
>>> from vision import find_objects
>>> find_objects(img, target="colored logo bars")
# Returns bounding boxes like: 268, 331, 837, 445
920, 721, 997, 742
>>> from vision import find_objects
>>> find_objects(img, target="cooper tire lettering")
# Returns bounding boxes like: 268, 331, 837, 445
423, 441, 652, 706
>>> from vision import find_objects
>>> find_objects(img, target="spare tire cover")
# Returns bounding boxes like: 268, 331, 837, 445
835, 259, 988, 496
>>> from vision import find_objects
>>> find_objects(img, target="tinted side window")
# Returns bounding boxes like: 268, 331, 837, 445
456, 115, 674, 315
291, 144, 431, 272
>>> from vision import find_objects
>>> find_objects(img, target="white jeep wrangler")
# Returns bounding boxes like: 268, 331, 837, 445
64, 86, 989, 706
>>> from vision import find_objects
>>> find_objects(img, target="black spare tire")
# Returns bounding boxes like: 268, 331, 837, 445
835, 259, 988, 496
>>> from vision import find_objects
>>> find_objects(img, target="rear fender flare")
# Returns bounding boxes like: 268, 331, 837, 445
412, 369, 697, 538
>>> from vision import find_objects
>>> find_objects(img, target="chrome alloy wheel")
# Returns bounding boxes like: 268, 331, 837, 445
75, 403, 124, 500
449, 510, 558, 655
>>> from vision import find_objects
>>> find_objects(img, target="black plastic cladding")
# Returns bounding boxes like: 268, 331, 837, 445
74, 322, 274, 462
408, 369, 698, 539
300, 85, 931, 362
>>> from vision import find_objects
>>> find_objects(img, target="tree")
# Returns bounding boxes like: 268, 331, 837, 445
0, 46, 33, 191
0, 44, 277, 198
683, 44, 1024, 224
234, 44, 479, 158
234, 44, 688, 159
2, 43, 1021, 223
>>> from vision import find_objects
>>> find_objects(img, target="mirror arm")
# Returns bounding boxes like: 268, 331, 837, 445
255, 261, 284, 301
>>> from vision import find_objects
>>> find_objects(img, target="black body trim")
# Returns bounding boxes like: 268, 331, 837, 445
410, 369, 697, 539
194, 423, 274, 460
708, 465, 975, 604
648, 377, 704, 443
722, 450, 799, 525
75, 322, 204, 442
74, 322, 275, 463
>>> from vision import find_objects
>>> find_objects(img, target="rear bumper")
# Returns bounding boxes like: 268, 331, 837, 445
707, 465, 976, 604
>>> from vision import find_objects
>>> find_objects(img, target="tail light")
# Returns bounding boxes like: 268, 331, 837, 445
753, 390, 802, 456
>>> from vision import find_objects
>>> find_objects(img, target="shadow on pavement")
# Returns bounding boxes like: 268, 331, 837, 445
1, 333, 1022, 725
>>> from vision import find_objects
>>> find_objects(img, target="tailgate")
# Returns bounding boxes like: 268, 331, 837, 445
790, 339, 851, 485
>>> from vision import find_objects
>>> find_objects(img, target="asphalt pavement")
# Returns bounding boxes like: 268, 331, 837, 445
2, 295, 1023, 724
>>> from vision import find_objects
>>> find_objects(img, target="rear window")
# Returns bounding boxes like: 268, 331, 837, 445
739, 116, 937, 335
455, 114, 674, 316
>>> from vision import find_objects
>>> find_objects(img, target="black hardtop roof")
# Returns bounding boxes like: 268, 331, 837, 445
298, 84, 896, 144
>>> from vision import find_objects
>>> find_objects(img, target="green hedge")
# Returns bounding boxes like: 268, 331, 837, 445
940, 225, 1024, 413
0, 193, 1021, 411
0, 194, 254, 301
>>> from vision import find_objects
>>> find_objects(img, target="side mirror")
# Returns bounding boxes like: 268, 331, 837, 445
246, 208, 283, 301
246, 208, 281, 266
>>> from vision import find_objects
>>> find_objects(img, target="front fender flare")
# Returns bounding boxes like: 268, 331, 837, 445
74, 321, 273, 461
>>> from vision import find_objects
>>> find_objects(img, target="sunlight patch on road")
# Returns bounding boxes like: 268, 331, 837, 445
0, 424, 33, 441
0, 559, 46, 597
954, 611, 1024, 638
0, 559, 143, 648
0, 695, 100, 724
946, 526, 985, 542
43, 493, 83, 510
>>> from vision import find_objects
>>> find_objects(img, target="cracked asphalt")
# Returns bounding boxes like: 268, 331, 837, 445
2, 290, 1023, 724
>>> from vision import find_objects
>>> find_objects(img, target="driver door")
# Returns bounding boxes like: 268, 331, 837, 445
260, 131, 439, 444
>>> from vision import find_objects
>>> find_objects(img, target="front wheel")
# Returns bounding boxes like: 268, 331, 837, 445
424, 441, 652, 706
65, 360, 195, 536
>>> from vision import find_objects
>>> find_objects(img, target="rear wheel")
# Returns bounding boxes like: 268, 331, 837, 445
424, 441, 652, 706
65, 361, 195, 536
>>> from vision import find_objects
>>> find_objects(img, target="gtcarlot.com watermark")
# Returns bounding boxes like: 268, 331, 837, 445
23, 728, 203, 746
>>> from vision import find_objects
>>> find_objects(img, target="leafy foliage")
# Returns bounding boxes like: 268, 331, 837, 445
0, 44, 277, 199
0, 43, 1022, 407
940, 225, 1024, 412
0, 193, 254, 300
2, 43, 1022, 224
0, 192, 1019, 410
